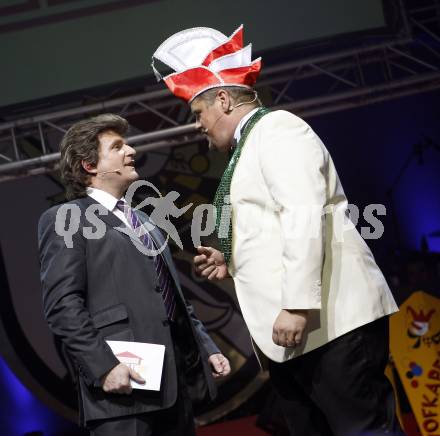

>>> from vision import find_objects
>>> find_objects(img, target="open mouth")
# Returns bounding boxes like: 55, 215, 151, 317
125, 161, 136, 167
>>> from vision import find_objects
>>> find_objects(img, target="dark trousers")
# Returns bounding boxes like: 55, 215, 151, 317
88, 392, 195, 436
269, 317, 404, 436
88, 323, 196, 436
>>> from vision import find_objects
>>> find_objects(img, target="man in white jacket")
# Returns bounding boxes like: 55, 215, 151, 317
153, 25, 403, 436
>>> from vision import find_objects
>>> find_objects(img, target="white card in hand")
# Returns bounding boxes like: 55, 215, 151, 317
106, 340, 165, 391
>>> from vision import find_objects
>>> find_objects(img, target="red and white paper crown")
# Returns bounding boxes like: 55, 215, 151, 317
152, 25, 261, 103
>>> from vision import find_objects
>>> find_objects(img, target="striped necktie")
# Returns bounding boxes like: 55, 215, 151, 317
116, 200, 176, 320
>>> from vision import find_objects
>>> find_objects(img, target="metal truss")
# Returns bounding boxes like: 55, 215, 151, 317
0, 0, 439, 182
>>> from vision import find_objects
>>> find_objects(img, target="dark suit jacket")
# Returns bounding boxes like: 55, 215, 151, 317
38, 195, 219, 424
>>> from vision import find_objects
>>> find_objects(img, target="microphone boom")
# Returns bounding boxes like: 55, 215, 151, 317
97, 168, 121, 176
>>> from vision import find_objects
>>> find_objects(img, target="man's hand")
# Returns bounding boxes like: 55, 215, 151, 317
194, 246, 229, 281
100, 363, 145, 394
208, 353, 231, 378
272, 309, 309, 348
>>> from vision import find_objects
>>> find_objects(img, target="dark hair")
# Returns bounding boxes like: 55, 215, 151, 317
195, 86, 261, 107
59, 113, 129, 200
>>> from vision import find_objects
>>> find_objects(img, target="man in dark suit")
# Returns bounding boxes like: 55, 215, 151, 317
38, 113, 230, 435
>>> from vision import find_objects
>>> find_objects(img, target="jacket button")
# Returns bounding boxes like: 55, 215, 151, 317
155, 285, 162, 293
162, 320, 169, 326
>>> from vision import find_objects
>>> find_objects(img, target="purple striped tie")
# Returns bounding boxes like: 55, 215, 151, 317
116, 200, 176, 320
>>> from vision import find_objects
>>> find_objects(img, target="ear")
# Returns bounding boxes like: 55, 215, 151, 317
216, 89, 232, 113
81, 160, 97, 175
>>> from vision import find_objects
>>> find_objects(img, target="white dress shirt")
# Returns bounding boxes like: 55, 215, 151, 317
233, 107, 259, 145
87, 187, 130, 228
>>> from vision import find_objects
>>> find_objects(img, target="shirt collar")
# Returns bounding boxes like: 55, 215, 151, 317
233, 107, 259, 145
87, 187, 123, 211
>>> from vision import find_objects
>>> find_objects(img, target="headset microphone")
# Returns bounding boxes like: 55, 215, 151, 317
96, 168, 122, 176
202, 92, 259, 150
232, 92, 258, 109
203, 92, 259, 134
203, 112, 225, 134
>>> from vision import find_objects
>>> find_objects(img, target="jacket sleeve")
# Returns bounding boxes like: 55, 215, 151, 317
258, 111, 327, 310
38, 207, 120, 385
186, 301, 221, 356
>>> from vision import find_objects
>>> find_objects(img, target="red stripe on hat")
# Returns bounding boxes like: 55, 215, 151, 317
202, 25, 243, 66
217, 59, 262, 87
164, 67, 221, 102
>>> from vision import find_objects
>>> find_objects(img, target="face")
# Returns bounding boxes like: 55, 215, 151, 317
92, 130, 138, 191
191, 94, 235, 152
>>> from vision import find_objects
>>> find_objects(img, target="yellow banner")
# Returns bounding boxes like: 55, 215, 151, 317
390, 291, 440, 436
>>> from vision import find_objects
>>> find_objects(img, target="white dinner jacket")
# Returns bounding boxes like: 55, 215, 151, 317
228, 110, 398, 363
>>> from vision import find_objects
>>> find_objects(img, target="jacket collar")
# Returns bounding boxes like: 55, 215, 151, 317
71, 196, 183, 294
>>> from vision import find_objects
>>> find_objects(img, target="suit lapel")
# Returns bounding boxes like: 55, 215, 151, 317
76, 196, 184, 297
135, 211, 184, 296
75, 196, 146, 251
76, 195, 123, 228
152, 230, 181, 290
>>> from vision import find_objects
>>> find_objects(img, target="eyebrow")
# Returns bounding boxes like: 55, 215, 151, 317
110, 138, 124, 148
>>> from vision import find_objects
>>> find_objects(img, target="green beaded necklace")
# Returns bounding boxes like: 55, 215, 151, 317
213, 107, 271, 266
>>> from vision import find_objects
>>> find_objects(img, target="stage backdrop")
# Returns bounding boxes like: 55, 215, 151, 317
0, 0, 386, 108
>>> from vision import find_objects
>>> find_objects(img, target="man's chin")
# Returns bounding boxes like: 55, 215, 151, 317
124, 170, 139, 185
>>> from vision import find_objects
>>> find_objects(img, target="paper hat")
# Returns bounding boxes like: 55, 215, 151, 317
152, 25, 261, 103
